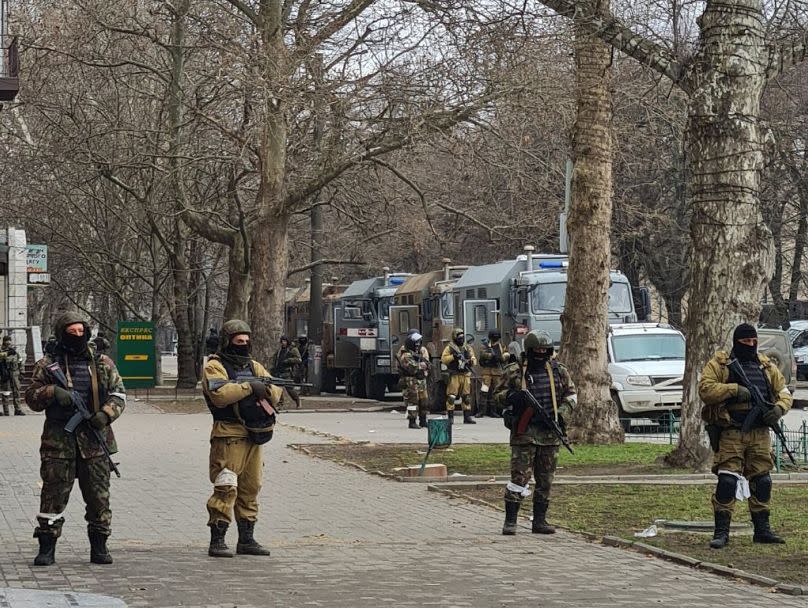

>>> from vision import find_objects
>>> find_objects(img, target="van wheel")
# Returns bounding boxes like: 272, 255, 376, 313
612, 392, 631, 433
322, 368, 338, 393
366, 372, 387, 401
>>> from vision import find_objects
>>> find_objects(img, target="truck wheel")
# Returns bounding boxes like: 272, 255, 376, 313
321, 368, 338, 393
347, 369, 366, 398
366, 371, 387, 401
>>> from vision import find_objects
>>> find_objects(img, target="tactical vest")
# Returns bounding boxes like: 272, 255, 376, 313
481, 343, 503, 368
206, 358, 275, 445
446, 344, 471, 373
727, 358, 771, 426
44, 353, 108, 423
525, 360, 562, 420
400, 347, 427, 379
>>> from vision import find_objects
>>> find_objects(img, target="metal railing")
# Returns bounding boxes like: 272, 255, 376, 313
774, 420, 808, 471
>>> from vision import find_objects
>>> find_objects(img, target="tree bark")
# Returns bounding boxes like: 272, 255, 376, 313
559, 0, 623, 444
223, 233, 251, 321
666, 0, 773, 469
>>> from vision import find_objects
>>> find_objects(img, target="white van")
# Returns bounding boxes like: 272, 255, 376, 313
608, 323, 685, 431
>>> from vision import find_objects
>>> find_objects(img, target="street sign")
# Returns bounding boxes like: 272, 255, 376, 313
28, 272, 51, 285
26, 245, 48, 272
116, 321, 156, 388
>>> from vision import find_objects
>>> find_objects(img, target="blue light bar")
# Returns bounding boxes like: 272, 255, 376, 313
389, 277, 407, 285
538, 261, 568, 268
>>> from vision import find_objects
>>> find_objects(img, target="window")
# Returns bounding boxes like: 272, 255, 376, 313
474, 305, 489, 332
453, 294, 460, 321
423, 298, 434, 322
531, 283, 565, 313
517, 289, 529, 314
466, 289, 475, 299
441, 293, 454, 319
398, 310, 411, 331
343, 305, 362, 320
378, 297, 392, 320
296, 319, 308, 337
611, 334, 685, 362
608, 283, 633, 314
478, 288, 487, 298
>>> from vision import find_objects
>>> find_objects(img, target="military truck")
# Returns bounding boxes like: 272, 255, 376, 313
389, 260, 469, 408
333, 269, 411, 399
452, 246, 649, 354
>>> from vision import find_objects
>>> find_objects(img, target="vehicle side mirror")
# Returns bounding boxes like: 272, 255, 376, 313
637, 287, 651, 322
391, 337, 399, 345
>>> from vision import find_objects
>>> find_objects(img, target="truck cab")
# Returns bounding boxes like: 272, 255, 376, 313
333, 270, 410, 400
607, 323, 685, 431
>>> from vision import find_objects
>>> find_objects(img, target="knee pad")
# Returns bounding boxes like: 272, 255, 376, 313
750, 473, 772, 503
715, 473, 738, 504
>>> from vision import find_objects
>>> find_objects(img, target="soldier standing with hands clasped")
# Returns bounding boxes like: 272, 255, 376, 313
441, 328, 477, 424
397, 331, 431, 429
699, 323, 791, 549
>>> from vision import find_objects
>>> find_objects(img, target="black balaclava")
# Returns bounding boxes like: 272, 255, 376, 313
526, 347, 551, 371
225, 340, 251, 359
54, 312, 90, 356
732, 323, 758, 362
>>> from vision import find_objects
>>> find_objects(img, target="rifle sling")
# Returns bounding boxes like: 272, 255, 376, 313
89, 358, 101, 414
546, 361, 558, 421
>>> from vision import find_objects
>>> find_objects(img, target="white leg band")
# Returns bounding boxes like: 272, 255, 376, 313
506, 481, 531, 498
214, 468, 238, 488
37, 511, 66, 526
717, 469, 750, 501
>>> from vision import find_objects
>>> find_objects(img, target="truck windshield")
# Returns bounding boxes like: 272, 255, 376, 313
377, 297, 392, 320
612, 334, 685, 362
531, 281, 634, 314
343, 300, 372, 320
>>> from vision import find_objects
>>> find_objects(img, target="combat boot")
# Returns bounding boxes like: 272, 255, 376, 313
33, 532, 57, 566
418, 414, 427, 428
14, 404, 25, 415
709, 510, 731, 549
236, 519, 271, 556
208, 521, 234, 558
463, 411, 477, 424
531, 499, 556, 534
751, 510, 785, 544
88, 529, 113, 564
408, 417, 419, 429
1, 401, 8, 416
502, 501, 520, 535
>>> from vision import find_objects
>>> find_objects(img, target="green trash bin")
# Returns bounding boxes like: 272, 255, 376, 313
427, 416, 452, 449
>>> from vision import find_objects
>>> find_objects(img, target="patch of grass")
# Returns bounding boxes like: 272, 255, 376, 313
465, 484, 808, 585
303, 442, 681, 476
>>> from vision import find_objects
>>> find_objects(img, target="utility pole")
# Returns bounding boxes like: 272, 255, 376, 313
307, 54, 325, 395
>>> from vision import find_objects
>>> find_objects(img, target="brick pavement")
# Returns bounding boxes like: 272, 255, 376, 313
0, 412, 804, 607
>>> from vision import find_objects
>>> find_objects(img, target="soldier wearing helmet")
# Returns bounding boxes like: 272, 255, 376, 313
397, 330, 431, 429
440, 328, 478, 424
271, 335, 302, 408
202, 320, 284, 558
477, 329, 509, 418
495, 330, 576, 535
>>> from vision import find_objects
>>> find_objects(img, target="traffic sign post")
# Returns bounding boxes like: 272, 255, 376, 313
116, 321, 156, 388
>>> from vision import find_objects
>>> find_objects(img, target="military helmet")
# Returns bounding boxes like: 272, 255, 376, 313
451, 327, 464, 340
2, 335, 11, 344
524, 330, 553, 351
405, 331, 423, 351
220, 319, 251, 348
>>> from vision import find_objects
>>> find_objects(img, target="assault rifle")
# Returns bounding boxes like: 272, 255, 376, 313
516, 389, 574, 454
729, 359, 796, 465
208, 375, 314, 392
46, 363, 121, 478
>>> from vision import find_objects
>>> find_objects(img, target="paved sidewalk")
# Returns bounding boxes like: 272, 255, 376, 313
0, 412, 804, 607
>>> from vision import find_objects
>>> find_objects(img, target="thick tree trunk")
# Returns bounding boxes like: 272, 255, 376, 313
666, 0, 773, 469
223, 234, 251, 321
789, 184, 808, 302
559, 2, 623, 444
766, 201, 789, 327
661, 291, 683, 329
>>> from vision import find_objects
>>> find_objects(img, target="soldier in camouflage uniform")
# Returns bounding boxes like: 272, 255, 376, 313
92, 331, 111, 355
440, 328, 478, 424
272, 336, 302, 409
397, 331, 431, 429
495, 330, 576, 535
0, 335, 26, 416
477, 330, 509, 418
25, 311, 126, 566
699, 323, 792, 549
203, 320, 283, 558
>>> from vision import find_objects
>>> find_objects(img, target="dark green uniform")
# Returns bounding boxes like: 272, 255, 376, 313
25, 312, 126, 566
0, 338, 25, 415
272, 339, 302, 408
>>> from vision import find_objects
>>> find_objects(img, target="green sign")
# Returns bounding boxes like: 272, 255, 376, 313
116, 321, 156, 389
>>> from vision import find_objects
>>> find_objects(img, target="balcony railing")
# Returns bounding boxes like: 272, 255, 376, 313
0, 34, 20, 101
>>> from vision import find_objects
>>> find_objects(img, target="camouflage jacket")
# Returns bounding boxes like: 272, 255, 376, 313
0, 347, 21, 373
494, 359, 577, 446
25, 349, 126, 459
272, 346, 301, 379
398, 345, 430, 379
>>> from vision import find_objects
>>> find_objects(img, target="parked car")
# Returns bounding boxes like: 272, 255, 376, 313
724, 327, 796, 393
787, 326, 808, 380
608, 323, 685, 432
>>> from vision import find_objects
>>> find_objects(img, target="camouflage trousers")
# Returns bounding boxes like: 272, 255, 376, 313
0, 377, 21, 408
712, 427, 773, 514
445, 374, 472, 412
207, 437, 263, 525
36, 455, 111, 538
504, 444, 559, 504
403, 377, 428, 419
480, 370, 503, 414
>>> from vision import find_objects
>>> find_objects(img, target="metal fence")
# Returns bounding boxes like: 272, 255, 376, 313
621, 415, 808, 472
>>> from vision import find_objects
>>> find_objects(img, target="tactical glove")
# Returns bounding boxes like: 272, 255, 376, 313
52, 386, 73, 408
90, 411, 110, 430
735, 385, 751, 403
761, 405, 785, 427
249, 381, 268, 401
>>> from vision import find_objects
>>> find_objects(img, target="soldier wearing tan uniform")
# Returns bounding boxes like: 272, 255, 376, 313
478, 330, 508, 418
699, 323, 792, 549
202, 320, 283, 558
441, 328, 477, 424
